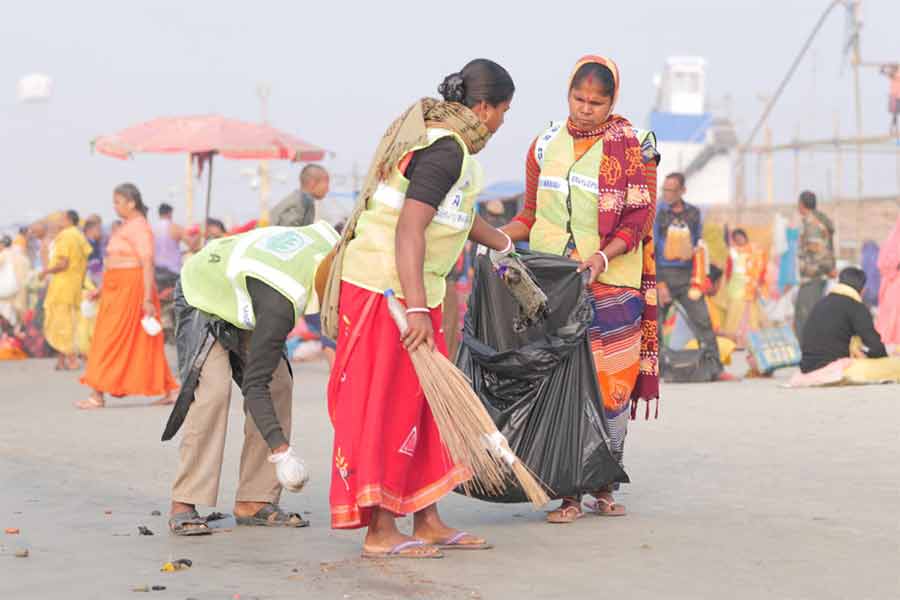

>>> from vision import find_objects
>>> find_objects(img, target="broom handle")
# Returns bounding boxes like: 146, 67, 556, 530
384, 289, 409, 335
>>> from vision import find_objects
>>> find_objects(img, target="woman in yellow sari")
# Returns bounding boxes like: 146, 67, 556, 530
722, 228, 767, 348
41, 210, 91, 370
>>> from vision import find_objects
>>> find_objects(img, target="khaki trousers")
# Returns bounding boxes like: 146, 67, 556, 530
171, 339, 293, 507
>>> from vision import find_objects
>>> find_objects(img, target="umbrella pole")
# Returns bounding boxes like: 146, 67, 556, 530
202, 154, 214, 244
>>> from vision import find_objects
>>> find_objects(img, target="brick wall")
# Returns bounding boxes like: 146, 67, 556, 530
704, 196, 900, 261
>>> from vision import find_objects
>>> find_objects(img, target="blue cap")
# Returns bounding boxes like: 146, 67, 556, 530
384, 289, 395, 298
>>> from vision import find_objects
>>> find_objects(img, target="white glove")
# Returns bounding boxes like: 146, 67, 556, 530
268, 446, 309, 493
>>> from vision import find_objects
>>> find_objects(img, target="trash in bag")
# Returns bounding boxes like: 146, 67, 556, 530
489, 252, 548, 332
456, 252, 628, 503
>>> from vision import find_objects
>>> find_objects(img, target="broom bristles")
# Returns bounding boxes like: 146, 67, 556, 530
410, 347, 551, 508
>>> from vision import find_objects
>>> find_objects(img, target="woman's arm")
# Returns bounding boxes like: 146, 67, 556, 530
502, 139, 540, 242
140, 254, 155, 317
468, 215, 511, 252
396, 200, 437, 352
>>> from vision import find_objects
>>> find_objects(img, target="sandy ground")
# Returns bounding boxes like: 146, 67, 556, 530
1, 353, 898, 600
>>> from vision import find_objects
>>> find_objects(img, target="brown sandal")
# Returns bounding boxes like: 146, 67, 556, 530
584, 494, 627, 517
546, 502, 583, 524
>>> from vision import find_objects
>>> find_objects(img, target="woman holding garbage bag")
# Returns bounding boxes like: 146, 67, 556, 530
325, 59, 515, 558
502, 55, 660, 523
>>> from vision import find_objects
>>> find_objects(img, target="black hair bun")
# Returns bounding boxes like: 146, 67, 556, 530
438, 72, 466, 103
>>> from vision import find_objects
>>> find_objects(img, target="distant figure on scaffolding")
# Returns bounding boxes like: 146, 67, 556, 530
879, 63, 900, 133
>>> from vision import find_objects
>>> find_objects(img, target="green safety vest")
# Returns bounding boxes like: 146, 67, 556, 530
181, 222, 340, 329
529, 122, 655, 290
342, 128, 483, 307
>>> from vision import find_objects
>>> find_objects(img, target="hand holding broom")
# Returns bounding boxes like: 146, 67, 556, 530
385, 289, 550, 507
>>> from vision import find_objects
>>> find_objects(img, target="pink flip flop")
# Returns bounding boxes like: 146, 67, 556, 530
361, 540, 443, 559
438, 531, 493, 550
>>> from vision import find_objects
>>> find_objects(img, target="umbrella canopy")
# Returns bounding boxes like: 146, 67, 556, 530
92, 115, 326, 162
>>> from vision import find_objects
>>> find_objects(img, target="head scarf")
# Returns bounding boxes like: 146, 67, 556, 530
567, 55, 659, 413
568, 54, 621, 113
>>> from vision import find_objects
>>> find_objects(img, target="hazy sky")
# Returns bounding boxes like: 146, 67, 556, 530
2, 0, 898, 227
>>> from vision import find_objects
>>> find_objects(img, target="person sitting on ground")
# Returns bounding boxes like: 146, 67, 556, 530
800, 267, 888, 373
162, 221, 340, 535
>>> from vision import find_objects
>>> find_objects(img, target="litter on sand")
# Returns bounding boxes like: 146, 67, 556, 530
161, 558, 193, 572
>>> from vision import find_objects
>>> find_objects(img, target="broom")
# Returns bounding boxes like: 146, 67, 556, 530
385, 289, 550, 508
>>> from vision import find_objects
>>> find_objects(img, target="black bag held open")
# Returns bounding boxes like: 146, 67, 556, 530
456, 252, 628, 503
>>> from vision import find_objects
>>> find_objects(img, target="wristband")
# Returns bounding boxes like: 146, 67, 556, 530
596, 250, 609, 273
499, 232, 513, 255
405, 307, 430, 315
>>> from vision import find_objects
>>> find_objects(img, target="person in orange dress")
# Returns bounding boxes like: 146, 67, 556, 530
77, 183, 178, 409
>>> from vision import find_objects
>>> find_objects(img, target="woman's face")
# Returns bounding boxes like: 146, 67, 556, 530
113, 193, 133, 219
568, 79, 613, 131
733, 232, 748, 247
472, 98, 512, 135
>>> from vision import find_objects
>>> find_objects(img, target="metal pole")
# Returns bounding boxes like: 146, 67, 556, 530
850, 0, 864, 200
765, 126, 775, 204
202, 154, 214, 244
185, 154, 194, 226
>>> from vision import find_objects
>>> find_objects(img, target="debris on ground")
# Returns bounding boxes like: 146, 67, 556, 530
138, 526, 154, 536
161, 558, 192, 572
150, 510, 161, 516
132, 585, 150, 592
104, 510, 113, 515
14, 549, 29, 558
5, 528, 20, 534
151, 586, 166, 591
204, 511, 228, 522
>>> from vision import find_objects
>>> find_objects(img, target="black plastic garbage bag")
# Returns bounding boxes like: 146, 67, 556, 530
456, 252, 628, 503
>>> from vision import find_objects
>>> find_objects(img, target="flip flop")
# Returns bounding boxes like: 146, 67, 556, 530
361, 540, 443, 560
234, 504, 309, 528
584, 496, 627, 517
168, 510, 212, 536
437, 531, 493, 551
546, 503, 583, 524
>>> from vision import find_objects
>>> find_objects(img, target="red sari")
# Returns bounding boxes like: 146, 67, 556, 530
327, 282, 470, 529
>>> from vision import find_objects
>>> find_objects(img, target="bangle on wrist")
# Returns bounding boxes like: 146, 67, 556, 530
596, 250, 609, 273
498, 232, 513, 254
405, 307, 430, 315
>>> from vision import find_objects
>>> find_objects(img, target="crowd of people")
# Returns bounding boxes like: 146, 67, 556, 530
3, 53, 900, 562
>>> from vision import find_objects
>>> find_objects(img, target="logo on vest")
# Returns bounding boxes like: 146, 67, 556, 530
255, 230, 311, 261
569, 173, 599, 195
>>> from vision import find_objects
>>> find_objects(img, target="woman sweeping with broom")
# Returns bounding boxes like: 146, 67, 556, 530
502, 55, 660, 523
325, 59, 516, 559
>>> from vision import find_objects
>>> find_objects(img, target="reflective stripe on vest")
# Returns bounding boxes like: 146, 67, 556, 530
341, 128, 482, 307
529, 121, 649, 289
181, 223, 338, 329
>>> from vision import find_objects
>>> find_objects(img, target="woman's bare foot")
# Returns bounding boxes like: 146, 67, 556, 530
152, 390, 178, 406
65, 355, 81, 370
363, 507, 441, 558
412, 504, 488, 548
75, 391, 105, 410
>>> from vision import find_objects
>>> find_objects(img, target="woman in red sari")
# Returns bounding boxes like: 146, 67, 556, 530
502, 55, 659, 523
328, 59, 515, 558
